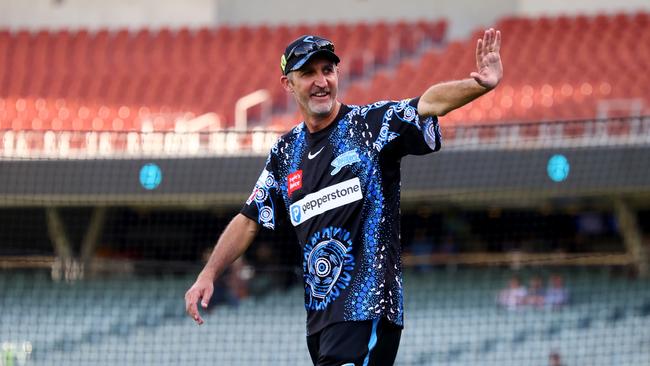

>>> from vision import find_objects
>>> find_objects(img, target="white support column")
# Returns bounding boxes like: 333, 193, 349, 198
234, 89, 271, 131
45, 207, 75, 281
614, 199, 649, 278
80, 207, 108, 276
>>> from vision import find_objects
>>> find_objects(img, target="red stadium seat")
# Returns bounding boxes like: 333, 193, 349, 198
4, 14, 646, 133
341, 12, 650, 125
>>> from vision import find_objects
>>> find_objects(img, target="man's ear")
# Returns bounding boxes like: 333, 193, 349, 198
280, 75, 293, 93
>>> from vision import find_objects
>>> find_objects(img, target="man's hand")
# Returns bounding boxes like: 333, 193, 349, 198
470, 28, 503, 90
183, 214, 260, 326
184, 276, 214, 325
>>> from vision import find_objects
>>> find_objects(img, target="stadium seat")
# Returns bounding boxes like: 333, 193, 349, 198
0, 20, 448, 133
2, 268, 648, 365
338, 12, 650, 128
3, 13, 648, 136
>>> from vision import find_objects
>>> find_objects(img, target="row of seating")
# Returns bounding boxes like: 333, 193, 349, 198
0, 20, 445, 73
341, 12, 650, 126
2, 268, 647, 365
0, 13, 648, 136
0, 20, 446, 130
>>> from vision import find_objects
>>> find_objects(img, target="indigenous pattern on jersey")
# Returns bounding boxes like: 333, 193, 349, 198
241, 98, 441, 335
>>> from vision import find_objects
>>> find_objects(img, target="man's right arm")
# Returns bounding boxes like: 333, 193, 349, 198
184, 213, 260, 324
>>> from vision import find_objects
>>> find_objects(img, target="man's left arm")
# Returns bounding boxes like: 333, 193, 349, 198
417, 28, 503, 118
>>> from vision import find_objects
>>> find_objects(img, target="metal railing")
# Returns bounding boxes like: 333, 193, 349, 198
1, 116, 649, 159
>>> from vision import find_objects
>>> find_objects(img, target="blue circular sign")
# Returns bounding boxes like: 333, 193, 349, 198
139, 163, 162, 190
547, 154, 570, 182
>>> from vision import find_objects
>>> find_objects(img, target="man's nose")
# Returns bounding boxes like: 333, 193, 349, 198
314, 72, 327, 87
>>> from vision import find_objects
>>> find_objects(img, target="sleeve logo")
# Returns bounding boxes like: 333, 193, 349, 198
246, 168, 273, 205
246, 187, 259, 205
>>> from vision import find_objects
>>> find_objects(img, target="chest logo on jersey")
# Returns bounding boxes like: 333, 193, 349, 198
330, 150, 361, 175
289, 177, 363, 226
287, 170, 303, 197
303, 226, 355, 311
307, 146, 325, 160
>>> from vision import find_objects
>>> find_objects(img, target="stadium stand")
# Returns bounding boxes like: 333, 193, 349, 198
1, 3, 650, 365
2, 268, 648, 365
344, 12, 650, 125
0, 20, 447, 132
2, 13, 647, 135
2, 12, 648, 142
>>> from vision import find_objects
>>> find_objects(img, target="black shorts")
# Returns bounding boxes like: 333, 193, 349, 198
306, 318, 402, 366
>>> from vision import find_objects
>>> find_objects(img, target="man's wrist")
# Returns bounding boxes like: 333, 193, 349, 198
197, 269, 216, 283
473, 78, 495, 92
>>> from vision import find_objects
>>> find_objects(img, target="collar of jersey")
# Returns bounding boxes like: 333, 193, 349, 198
306, 104, 351, 140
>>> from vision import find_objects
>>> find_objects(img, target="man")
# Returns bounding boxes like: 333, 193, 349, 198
545, 273, 569, 308
497, 275, 527, 311
186, 28, 503, 365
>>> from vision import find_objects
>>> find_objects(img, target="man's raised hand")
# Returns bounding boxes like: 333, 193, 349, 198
470, 28, 503, 90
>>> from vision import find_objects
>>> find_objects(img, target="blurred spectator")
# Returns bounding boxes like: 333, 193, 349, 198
409, 228, 434, 272
525, 275, 546, 308
498, 274, 570, 311
439, 234, 459, 255
249, 240, 298, 291
203, 248, 251, 308
545, 274, 569, 308
225, 257, 252, 301
549, 351, 565, 366
497, 276, 527, 310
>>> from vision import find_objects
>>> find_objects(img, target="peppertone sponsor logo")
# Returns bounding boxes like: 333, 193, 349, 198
289, 178, 362, 226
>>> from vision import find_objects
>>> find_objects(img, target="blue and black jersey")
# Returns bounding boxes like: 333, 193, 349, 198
241, 98, 442, 335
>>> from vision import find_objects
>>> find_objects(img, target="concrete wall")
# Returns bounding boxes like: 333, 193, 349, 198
0, 0, 216, 30
216, 0, 650, 38
215, 0, 517, 38
0, 0, 648, 39
2, 146, 650, 207
518, 0, 650, 17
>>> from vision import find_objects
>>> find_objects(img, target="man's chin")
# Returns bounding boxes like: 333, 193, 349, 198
308, 102, 334, 117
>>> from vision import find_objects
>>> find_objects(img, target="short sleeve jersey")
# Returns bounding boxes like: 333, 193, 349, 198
241, 98, 442, 335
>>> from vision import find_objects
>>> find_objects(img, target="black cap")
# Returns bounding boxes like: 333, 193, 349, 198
280, 35, 340, 75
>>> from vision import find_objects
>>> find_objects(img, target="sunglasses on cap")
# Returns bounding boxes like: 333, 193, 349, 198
281, 35, 339, 75
287, 37, 335, 62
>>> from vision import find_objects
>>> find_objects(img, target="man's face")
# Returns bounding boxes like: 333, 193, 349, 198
282, 57, 339, 119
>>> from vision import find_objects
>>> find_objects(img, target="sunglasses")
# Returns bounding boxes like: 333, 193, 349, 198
287, 38, 335, 63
